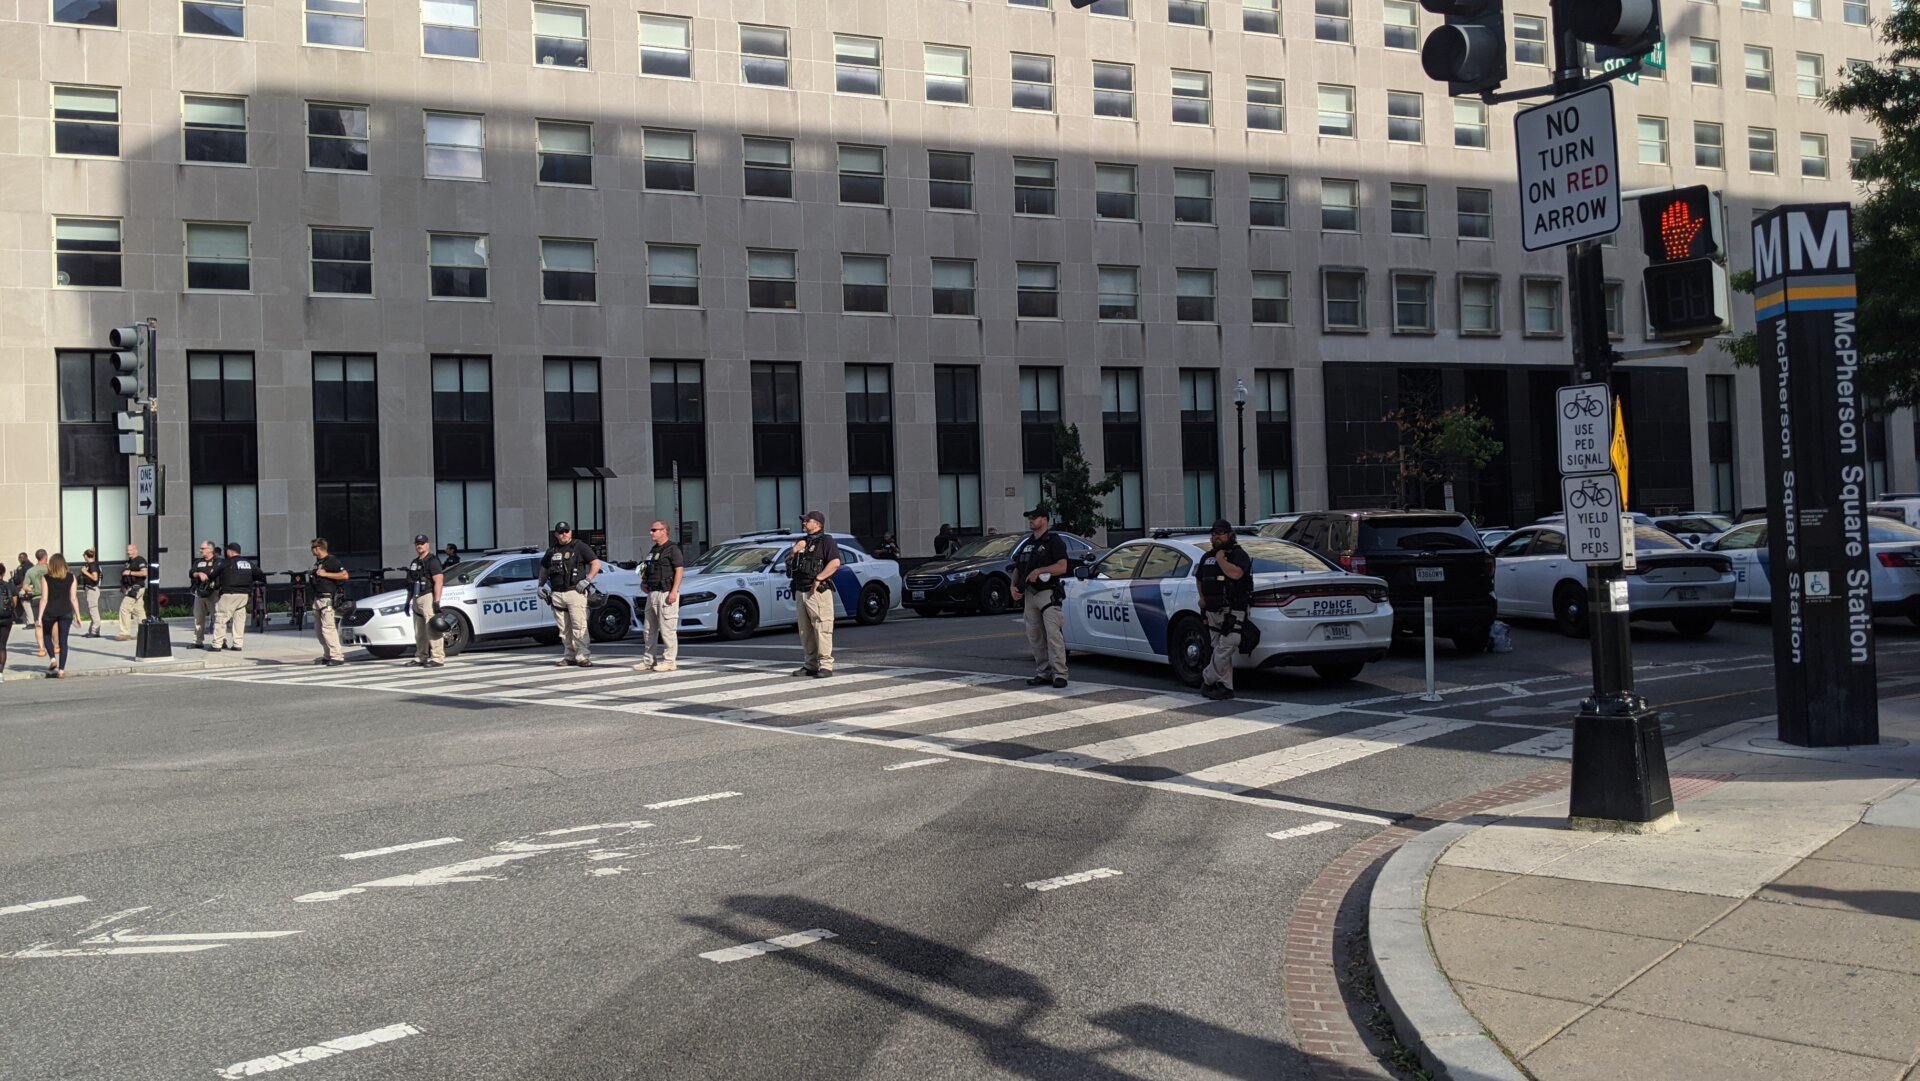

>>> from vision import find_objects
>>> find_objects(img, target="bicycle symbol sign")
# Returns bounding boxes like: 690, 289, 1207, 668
1555, 383, 1613, 475
1560, 472, 1625, 564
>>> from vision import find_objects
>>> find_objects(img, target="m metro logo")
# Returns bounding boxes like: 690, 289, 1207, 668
1752, 204, 1855, 321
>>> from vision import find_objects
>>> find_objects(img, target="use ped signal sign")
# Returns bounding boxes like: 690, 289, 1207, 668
1515, 84, 1621, 252
1556, 383, 1613, 475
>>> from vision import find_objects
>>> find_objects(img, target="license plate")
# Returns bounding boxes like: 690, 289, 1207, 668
1326, 624, 1352, 640
1309, 598, 1358, 617
1416, 567, 1445, 583
910, 590, 925, 601
1678, 588, 1701, 601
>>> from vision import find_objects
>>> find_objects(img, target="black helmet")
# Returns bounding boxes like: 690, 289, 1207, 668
427, 610, 457, 638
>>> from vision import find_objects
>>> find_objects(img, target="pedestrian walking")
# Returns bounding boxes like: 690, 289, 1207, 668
209, 542, 263, 651
308, 537, 351, 666
188, 540, 221, 649
933, 524, 958, 557
39, 553, 78, 678
634, 520, 684, 672
1009, 506, 1070, 687
1197, 519, 1253, 701
23, 549, 49, 656
405, 534, 446, 668
539, 521, 600, 667
788, 510, 842, 678
115, 543, 149, 640
77, 549, 102, 637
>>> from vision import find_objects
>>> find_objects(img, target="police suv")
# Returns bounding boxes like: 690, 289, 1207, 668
676, 540, 900, 639
1063, 532, 1395, 685
344, 547, 646, 658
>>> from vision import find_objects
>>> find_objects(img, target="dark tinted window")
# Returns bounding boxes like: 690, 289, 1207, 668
1633, 525, 1689, 551
1359, 515, 1481, 550
1869, 518, 1920, 544
1239, 538, 1339, 572
1533, 531, 1566, 556
1493, 532, 1533, 557
1137, 545, 1193, 579
1713, 524, 1766, 550
1094, 545, 1148, 579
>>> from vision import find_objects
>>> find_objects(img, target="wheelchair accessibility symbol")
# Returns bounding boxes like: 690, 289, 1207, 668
1804, 571, 1832, 598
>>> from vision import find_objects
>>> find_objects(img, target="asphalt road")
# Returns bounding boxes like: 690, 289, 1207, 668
5, 609, 1916, 1080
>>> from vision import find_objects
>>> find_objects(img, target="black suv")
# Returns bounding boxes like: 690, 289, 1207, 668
902, 531, 1099, 616
1281, 510, 1497, 652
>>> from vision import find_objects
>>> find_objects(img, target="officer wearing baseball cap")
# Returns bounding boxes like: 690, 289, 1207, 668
538, 521, 601, 666
1197, 518, 1252, 700
1010, 505, 1071, 687
406, 533, 445, 667
788, 510, 841, 677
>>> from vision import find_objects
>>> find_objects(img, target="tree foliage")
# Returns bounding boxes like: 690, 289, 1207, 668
1364, 403, 1505, 509
1039, 423, 1120, 537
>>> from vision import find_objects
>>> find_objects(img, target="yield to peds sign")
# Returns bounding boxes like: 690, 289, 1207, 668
1516, 84, 1621, 251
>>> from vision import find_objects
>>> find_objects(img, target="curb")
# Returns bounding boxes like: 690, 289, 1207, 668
1367, 819, 1528, 1081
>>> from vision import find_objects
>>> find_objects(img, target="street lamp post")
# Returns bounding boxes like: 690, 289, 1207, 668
1233, 379, 1249, 524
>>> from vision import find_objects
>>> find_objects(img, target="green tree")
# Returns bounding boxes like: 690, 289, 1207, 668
1039, 422, 1120, 537
1719, 9, 1920, 405
1365, 403, 1505, 510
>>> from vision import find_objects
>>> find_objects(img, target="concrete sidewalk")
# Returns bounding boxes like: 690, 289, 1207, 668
1, 615, 321, 681
1375, 700, 1920, 1081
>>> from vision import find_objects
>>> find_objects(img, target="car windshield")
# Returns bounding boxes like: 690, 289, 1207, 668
704, 547, 780, 574
446, 559, 496, 586
1633, 525, 1690, 551
951, 533, 1026, 560
1240, 538, 1339, 573
1691, 516, 1734, 533
1359, 516, 1482, 551
1871, 518, 1920, 544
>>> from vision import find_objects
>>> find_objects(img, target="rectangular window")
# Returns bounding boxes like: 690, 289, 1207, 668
1170, 0, 1208, 24
839, 144, 886, 205
1459, 275, 1498, 333
1178, 370, 1220, 528
1801, 132, 1830, 177
1797, 52, 1826, 97
836, 34, 882, 95
1794, 0, 1818, 16
423, 0, 480, 58
1098, 265, 1140, 320
926, 45, 971, 104
640, 13, 692, 78
1708, 373, 1738, 513
1247, 77, 1285, 131
1317, 84, 1356, 136
1101, 368, 1145, 537
1013, 53, 1056, 111
1321, 178, 1359, 231
932, 259, 977, 316
1844, 0, 1868, 23
650, 359, 707, 549
537, 120, 592, 185
1173, 69, 1213, 125
1696, 121, 1725, 168
1087, 0, 1131, 14
1514, 14, 1547, 64
54, 217, 122, 288
750, 361, 802, 529
307, 0, 364, 47
1604, 280, 1625, 338
1454, 97, 1489, 148
425, 111, 484, 179
543, 356, 605, 534
434, 355, 496, 549
1174, 169, 1215, 224
429, 232, 489, 298
1385, 0, 1419, 49
55, 0, 117, 26
843, 254, 889, 313
1017, 262, 1061, 318
1323, 269, 1366, 330
1316, 0, 1352, 41
188, 351, 259, 556
743, 136, 793, 198
1253, 370, 1295, 516
1251, 173, 1290, 228
1097, 163, 1138, 219
647, 244, 699, 305
1020, 366, 1063, 504
1252, 271, 1291, 325
307, 101, 368, 171
748, 249, 798, 310
313, 353, 381, 562
1094, 61, 1136, 118
183, 94, 247, 164
643, 128, 695, 191
1638, 116, 1670, 164
53, 85, 119, 157
1387, 91, 1424, 143
1392, 273, 1434, 333
1746, 46, 1774, 92
1177, 268, 1217, 322
1390, 183, 1427, 235
533, 3, 587, 67
1523, 278, 1563, 336
183, 0, 244, 38
185, 222, 249, 291
741, 24, 790, 87
60, 483, 131, 566
1691, 38, 1720, 85
310, 227, 372, 295
1457, 187, 1492, 238
541, 238, 596, 302
1852, 136, 1875, 172
1246, 0, 1280, 33
936, 365, 983, 534
1014, 157, 1058, 215
929, 151, 974, 210
1750, 126, 1778, 173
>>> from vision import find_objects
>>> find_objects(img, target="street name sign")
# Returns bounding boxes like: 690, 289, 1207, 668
1561, 473, 1624, 564
136, 463, 158, 517
1556, 383, 1613, 475
1599, 35, 1666, 85
1515, 84, 1621, 252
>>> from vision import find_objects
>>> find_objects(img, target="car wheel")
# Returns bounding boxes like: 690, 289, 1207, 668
978, 577, 1011, 615
1313, 661, 1365, 683
1452, 628, 1492, 654
716, 594, 759, 641
1554, 583, 1591, 639
1167, 615, 1209, 688
911, 606, 941, 618
1672, 614, 1716, 637
442, 611, 474, 657
589, 597, 632, 642
366, 645, 408, 660
856, 582, 889, 626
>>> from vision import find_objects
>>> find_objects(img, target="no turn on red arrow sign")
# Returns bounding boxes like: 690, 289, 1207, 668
1515, 83, 1621, 252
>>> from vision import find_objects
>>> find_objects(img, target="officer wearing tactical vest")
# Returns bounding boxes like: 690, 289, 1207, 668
210, 541, 264, 651
189, 540, 221, 650
1010, 505, 1071, 687
788, 510, 841, 678
406, 533, 446, 667
1197, 518, 1253, 701
539, 521, 601, 667
308, 537, 351, 666
634, 520, 685, 673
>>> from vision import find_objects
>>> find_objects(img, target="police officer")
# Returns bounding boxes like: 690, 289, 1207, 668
539, 521, 600, 667
406, 534, 446, 667
1197, 519, 1253, 701
634, 520, 684, 673
309, 537, 350, 666
1009, 506, 1071, 688
189, 540, 221, 650
115, 543, 148, 640
789, 510, 841, 678
210, 541, 263, 651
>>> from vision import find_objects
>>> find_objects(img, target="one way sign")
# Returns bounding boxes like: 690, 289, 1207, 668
135, 463, 161, 516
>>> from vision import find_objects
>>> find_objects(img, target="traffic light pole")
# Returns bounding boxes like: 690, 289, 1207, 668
136, 318, 171, 660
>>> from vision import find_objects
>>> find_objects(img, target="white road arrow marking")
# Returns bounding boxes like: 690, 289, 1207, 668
297, 823, 654, 902
216, 1022, 420, 1078
83, 930, 302, 944
1267, 822, 1343, 841
0, 895, 89, 916
1023, 868, 1123, 892
337, 837, 463, 861
643, 792, 742, 810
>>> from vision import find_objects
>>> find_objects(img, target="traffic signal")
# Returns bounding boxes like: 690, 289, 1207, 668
115, 410, 144, 457
1419, 0, 1507, 97
1637, 186, 1730, 340
108, 324, 145, 401
1566, 0, 1663, 63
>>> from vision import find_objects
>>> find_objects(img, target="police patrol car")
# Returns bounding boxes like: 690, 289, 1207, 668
675, 541, 900, 639
1063, 532, 1395, 685
344, 548, 646, 658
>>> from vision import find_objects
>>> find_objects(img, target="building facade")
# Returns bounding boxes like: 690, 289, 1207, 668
2, 0, 1912, 574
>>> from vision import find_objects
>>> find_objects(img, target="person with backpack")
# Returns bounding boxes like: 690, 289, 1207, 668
39, 553, 79, 678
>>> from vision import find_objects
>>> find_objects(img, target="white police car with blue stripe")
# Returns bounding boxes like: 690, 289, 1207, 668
675, 541, 900, 639
345, 548, 645, 658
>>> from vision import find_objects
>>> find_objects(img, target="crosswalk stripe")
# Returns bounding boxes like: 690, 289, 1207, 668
1492, 729, 1575, 758
714, 671, 1004, 722
785, 683, 1109, 736
1167, 716, 1473, 794
888, 692, 1196, 751
1023, 712, 1321, 770
657, 671, 899, 706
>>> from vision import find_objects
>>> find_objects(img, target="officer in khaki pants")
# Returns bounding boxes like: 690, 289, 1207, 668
788, 510, 842, 678
210, 541, 262, 651
634, 520, 684, 672
115, 543, 148, 640
1009, 506, 1071, 688
308, 537, 351, 666
189, 540, 220, 649
405, 534, 446, 668
539, 521, 600, 667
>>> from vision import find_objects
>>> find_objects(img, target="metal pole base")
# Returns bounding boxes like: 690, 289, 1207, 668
134, 618, 172, 660
1567, 698, 1675, 827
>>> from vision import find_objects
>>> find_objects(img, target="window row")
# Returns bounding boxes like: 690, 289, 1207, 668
1678, 40, 1866, 96
1635, 117, 1868, 178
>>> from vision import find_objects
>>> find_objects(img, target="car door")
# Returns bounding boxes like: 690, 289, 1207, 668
1130, 544, 1195, 658
1069, 544, 1147, 654
1491, 530, 1538, 617
1523, 530, 1573, 615
468, 557, 543, 632
1710, 524, 1767, 605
